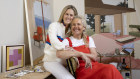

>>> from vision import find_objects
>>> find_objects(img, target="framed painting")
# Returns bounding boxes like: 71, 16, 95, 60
2, 45, 25, 72
24, 0, 52, 66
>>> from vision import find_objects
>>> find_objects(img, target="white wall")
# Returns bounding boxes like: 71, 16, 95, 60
0, 47, 2, 72
52, 0, 85, 21
0, 0, 25, 72
0, 0, 24, 45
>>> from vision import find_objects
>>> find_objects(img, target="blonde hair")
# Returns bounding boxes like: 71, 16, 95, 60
69, 15, 89, 47
58, 5, 78, 33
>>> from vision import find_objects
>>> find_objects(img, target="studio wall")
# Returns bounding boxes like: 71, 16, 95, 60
52, 0, 85, 21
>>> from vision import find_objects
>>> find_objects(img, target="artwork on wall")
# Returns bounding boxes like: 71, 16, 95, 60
24, 0, 52, 66
2, 45, 25, 72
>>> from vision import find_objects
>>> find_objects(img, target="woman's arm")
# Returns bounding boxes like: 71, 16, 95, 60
84, 37, 97, 61
85, 47, 97, 61
48, 22, 65, 50
56, 50, 82, 59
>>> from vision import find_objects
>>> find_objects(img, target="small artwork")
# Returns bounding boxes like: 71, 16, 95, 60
6, 45, 24, 71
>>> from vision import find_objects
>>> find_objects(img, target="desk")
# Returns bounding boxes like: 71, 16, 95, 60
0, 72, 50, 79
0, 66, 51, 79
98, 53, 132, 79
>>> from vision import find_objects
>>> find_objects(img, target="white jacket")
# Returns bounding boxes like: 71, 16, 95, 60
43, 22, 66, 62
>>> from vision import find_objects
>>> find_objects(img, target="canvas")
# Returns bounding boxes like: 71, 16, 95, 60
2, 45, 25, 72
24, 0, 53, 66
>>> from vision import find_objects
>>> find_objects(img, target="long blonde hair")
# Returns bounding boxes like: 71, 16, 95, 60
58, 5, 78, 33
69, 16, 89, 47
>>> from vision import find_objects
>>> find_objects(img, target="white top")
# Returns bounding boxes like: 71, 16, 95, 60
43, 22, 66, 62
62, 36, 96, 48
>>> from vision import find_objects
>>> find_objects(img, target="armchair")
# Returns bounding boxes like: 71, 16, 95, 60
33, 26, 43, 47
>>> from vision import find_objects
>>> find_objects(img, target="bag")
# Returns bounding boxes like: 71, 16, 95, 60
66, 57, 79, 78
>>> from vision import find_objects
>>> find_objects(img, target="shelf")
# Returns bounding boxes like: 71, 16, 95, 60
120, 69, 131, 72
98, 54, 130, 57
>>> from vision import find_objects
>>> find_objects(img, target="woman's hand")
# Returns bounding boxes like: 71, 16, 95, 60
80, 53, 92, 69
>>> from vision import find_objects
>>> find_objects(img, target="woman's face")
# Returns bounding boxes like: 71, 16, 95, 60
63, 9, 75, 26
71, 18, 85, 37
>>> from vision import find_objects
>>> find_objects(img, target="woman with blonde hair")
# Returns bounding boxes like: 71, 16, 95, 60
57, 16, 123, 79
43, 5, 78, 79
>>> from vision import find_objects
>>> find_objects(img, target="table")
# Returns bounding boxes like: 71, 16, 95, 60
0, 66, 51, 79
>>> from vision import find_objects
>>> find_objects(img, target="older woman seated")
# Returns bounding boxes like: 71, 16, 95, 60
56, 16, 123, 79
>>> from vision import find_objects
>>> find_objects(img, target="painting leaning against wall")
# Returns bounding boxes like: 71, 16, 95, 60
2, 45, 25, 72
24, 0, 52, 66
